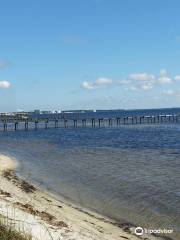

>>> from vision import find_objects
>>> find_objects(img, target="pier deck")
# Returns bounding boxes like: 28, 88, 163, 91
0, 114, 179, 131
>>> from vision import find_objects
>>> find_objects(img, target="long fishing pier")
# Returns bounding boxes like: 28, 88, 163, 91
0, 114, 179, 131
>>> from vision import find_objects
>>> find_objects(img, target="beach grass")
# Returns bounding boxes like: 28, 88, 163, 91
0, 216, 31, 240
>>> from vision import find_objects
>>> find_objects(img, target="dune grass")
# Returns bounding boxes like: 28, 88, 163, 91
0, 223, 31, 240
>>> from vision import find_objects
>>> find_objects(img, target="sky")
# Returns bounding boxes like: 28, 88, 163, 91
1, 0, 180, 112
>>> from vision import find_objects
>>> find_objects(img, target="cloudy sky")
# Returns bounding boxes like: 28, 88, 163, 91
1, 0, 180, 112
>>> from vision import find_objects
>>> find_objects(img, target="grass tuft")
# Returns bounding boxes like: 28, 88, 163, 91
0, 213, 32, 240
0, 223, 32, 240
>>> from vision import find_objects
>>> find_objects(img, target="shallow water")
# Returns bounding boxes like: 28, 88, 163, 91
0, 123, 179, 239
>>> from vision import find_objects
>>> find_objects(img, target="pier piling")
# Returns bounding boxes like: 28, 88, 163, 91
116, 118, 120, 125
55, 119, 58, 128
0, 113, 180, 132
108, 118, 112, 126
25, 121, 28, 130
82, 119, 86, 127
73, 119, 77, 127
15, 122, 18, 131
35, 120, 38, 130
3, 122, 7, 131
64, 119, 68, 128
91, 118, 95, 127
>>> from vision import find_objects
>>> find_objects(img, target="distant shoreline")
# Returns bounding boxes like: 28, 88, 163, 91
1, 106, 180, 115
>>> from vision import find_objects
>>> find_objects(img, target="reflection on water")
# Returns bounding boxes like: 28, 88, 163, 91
0, 124, 180, 239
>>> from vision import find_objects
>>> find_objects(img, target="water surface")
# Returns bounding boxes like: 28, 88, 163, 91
0, 122, 179, 239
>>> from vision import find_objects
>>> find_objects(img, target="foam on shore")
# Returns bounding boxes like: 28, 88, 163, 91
0, 154, 17, 173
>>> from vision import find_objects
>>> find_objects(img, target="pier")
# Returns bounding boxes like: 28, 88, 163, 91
0, 114, 179, 132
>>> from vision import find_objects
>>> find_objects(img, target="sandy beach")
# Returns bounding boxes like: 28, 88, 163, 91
0, 154, 167, 240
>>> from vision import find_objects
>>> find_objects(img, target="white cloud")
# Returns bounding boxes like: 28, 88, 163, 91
130, 86, 139, 91
163, 89, 180, 97
81, 81, 94, 89
130, 82, 153, 91
81, 77, 112, 90
0, 81, 10, 89
160, 69, 168, 77
127, 72, 155, 92
81, 70, 180, 92
141, 83, 153, 90
157, 69, 172, 84
95, 77, 112, 85
128, 69, 173, 91
174, 75, 180, 81
118, 79, 131, 85
158, 76, 172, 84
128, 73, 155, 82
164, 90, 174, 95
157, 69, 173, 85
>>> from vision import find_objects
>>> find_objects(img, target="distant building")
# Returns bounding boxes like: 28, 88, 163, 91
41, 110, 52, 114
34, 109, 40, 114
96, 109, 124, 112
61, 110, 94, 113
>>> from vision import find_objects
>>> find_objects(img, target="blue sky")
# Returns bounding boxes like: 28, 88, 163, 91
1, 0, 180, 111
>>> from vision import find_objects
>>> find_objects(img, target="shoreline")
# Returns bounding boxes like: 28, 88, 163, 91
0, 154, 170, 240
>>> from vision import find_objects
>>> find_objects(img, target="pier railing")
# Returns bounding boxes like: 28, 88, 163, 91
0, 114, 179, 131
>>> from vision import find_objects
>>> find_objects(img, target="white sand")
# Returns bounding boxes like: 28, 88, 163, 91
0, 154, 161, 240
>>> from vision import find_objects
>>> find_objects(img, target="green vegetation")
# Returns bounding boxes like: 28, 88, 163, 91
0, 223, 31, 240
